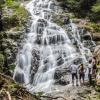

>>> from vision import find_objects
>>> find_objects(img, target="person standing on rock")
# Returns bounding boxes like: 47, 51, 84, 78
70, 62, 78, 86
79, 63, 85, 85
92, 56, 97, 80
88, 60, 93, 85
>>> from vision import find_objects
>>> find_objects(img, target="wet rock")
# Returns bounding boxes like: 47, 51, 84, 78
93, 35, 100, 42
54, 70, 62, 80
2, 39, 18, 65
7, 31, 24, 41
82, 33, 91, 40
55, 77, 70, 85
94, 45, 100, 63
30, 49, 40, 83
54, 66, 70, 85
14, 72, 25, 84
0, 30, 25, 70
96, 69, 100, 86
63, 16, 70, 24
54, 67, 68, 80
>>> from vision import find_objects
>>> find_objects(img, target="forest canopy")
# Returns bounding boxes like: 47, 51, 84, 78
58, 0, 100, 21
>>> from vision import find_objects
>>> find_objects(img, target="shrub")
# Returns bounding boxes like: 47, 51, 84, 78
0, 53, 4, 72
59, 0, 100, 21
2, 0, 29, 30
88, 22, 100, 32
92, 3, 100, 13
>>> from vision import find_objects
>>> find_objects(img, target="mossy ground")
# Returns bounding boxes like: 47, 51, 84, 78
2, 0, 29, 31
0, 73, 38, 100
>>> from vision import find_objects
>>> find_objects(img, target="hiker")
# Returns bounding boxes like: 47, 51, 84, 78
88, 60, 93, 85
92, 56, 97, 80
79, 63, 85, 85
70, 62, 78, 86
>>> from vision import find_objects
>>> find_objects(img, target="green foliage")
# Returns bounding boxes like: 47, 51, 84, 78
8, 64, 15, 73
0, 32, 7, 39
88, 22, 100, 32
97, 93, 100, 99
0, 0, 5, 7
4, 0, 20, 8
0, 53, 4, 72
0, 53, 4, 66
60, 0, 100, 21
3, 14, 19, 29
61, 0, 78, 10
2, 0, 28, 30
92, 3, 100, 13
95, 85, 100, 92
14, 6, 29, 26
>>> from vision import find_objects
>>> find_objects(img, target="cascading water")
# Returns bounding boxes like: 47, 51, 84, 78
13, 0, 95, 93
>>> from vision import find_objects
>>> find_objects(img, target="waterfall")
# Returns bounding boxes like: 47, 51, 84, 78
13, 0, 95, 93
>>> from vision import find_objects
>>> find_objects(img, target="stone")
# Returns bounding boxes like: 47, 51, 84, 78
54, 67, 68, 80
30, 49, 40, 82
96, 71, 100, 86
82, 33, 91, 40
94, 45, 100, 64
14, 72, 25, 84
55, 77, 70, 85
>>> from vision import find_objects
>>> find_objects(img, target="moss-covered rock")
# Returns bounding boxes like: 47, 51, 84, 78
0, 0, 29, 74
95, 85, 100, 92
2, 0, 29, 31
0, 73, 38, 100
0, 53, 4, 72
0, 53, 4, 66
87, 22, 100, 33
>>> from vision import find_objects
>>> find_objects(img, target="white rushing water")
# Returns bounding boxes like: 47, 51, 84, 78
13, 0, 95, 93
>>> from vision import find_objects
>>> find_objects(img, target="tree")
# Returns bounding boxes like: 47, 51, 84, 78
92, 0, 100, 13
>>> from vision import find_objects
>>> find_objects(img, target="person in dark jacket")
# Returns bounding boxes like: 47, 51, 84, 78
79, 63, 85, 85
88, 60, 93, 85
92, 56, 97, 80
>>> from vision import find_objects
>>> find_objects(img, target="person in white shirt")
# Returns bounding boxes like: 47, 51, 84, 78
70, 62, 78, 86
88, 60, 93, 85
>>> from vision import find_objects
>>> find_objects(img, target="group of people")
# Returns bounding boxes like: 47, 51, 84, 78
70, 56, 97, 86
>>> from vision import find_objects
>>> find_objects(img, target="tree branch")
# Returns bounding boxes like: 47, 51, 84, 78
6, 91, 12, 100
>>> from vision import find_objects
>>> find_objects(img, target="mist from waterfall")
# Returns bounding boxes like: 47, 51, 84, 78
13, 0, 95, 93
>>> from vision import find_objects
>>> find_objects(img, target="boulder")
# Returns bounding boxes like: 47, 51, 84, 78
54, 65, 69, 79
94, 45, 100, 63
82, 33, 91, 40
54, 66, 70, 85
96, 71, 100, 86
14, 72, 25, 84
55, 77, 70, 85
30, 48, 40, 83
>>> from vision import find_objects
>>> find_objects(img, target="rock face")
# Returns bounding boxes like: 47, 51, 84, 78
51, 12, 96, 85
0, 31, 25, 75
30, 49, 40, 83
93, 33, 100, 45
0, 1, 29, 75
54, 64, 70, 85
